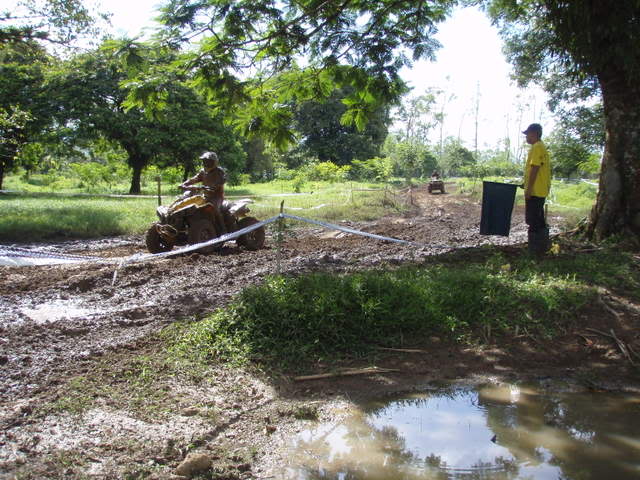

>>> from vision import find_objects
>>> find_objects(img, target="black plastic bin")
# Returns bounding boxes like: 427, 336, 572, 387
480, 181, 518, 236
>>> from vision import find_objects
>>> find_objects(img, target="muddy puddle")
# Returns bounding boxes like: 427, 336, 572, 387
283, 381, 640, 479
19, 301, 99, 324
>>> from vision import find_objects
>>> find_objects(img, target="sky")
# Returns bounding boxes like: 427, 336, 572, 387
104, 1, 553, 156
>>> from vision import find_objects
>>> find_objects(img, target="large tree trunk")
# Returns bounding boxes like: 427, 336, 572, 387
587, 74, 640, 242
129, 161, 143, 195
124, 142, 147, 195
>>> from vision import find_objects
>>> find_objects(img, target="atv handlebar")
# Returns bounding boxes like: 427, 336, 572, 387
179, 184, 217, 192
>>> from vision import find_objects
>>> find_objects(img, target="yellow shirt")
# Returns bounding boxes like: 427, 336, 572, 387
524, 140, 551, 198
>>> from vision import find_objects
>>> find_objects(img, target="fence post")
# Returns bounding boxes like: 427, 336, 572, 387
277, 200, 285, 274
156, 176, 162, 206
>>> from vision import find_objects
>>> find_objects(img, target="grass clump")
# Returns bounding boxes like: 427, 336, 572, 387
170, 249, 640, 372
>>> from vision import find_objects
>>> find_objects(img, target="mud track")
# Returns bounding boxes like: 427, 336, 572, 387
2, 187, 637, 479
0, 189, 533, 402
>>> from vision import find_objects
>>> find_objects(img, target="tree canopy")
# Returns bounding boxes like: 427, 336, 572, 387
46, 45, 245, 193
0, 0, 102, 46
120, 0, 456, 145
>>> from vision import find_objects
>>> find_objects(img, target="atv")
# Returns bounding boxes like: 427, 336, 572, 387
428, 178, 446, 194
145, 186, 265, 254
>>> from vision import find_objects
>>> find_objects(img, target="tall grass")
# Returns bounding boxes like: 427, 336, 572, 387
169, 249, 639, 372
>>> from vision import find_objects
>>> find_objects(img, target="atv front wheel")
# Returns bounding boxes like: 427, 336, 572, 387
236, 217, 265, 250
188, 218, 218, 253
145, 223, 173, 254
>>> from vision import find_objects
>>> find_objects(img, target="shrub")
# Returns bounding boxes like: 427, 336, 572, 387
304, 161, 351, 182
350, 157, 393, 181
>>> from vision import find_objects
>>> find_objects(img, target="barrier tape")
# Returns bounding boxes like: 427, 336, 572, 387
1, 212, 453, 270
281, 213, 429, 248
0, 245, 109, 262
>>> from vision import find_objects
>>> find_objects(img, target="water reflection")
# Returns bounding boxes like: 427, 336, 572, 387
285, 382, 640, 479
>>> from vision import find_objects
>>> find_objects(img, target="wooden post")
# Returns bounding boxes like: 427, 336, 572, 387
277, 200, 285, 274
156, 176, 162, 206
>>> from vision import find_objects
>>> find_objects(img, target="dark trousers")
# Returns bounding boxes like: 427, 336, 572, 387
525, 196, 548, 255
525, 196, 546, 233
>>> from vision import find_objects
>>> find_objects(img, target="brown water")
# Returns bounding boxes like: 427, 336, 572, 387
284, 381, 640, 479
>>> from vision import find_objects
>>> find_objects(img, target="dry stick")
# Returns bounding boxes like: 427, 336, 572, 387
597, 294, 623, 321
377, 347, 428, 354
626, 342, 640, 362
585, 327, 636, 365
610, 328, 635, 365
294, 367, 401, 382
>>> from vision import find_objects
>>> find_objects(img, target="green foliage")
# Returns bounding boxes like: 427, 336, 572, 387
546, 128, 596, 179
46, 44, 247, 194
438, 137, 475, 176
292, 86, 390, 165
169, 250, 638, 371
0, 41, 51, 188
122, 1, 456, 145
350, 157, 394, 182
68, 162, 113, 190
0, 0, 101, 46
302, 162, 351, 183
384, 135, 438, 181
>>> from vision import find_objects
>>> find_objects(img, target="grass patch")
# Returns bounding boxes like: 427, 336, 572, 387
169, 249, 638, 372
0, 193, 158, 241
0, 180, 406, 241
41, 352, 195, 419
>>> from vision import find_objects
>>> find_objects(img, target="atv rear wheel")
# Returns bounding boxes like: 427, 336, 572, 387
145, 223, 173, 254
236, 217, 265, 250
188, 218, 219, 253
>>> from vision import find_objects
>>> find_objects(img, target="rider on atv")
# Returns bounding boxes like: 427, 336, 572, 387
180, 151, 227, 234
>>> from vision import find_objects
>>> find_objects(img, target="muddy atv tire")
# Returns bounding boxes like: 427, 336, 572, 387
188, 218, 219, 253
145, 223, 174, 254
236, 217, 265, 250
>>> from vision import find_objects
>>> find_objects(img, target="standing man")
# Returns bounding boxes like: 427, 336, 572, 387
522, 123, 552, 256
181, 151, 227, 235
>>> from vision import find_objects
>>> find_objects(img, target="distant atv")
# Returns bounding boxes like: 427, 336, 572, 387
145, 186, 265, 254
428, 177, 446, 194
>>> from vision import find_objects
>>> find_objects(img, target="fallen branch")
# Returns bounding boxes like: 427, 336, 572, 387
294, 367, 401, 382
377, 347, 428, 354
585, 328, 636, 366
597, 294, 623, 321
610, 329, 635, 365
585, 327, 613, 338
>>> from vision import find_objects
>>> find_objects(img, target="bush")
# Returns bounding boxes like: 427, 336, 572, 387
350, 157, 393, 181
304, 161, 351, 183
69, 162, 111, 190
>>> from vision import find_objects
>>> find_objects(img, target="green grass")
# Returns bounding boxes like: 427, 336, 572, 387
0, 179, 404, 241
168, 249, 639, 372
0, 193, 158, 241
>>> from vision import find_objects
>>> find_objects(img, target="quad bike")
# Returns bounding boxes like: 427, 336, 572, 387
145, 186, 265, 254
428, 178, 446, 194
